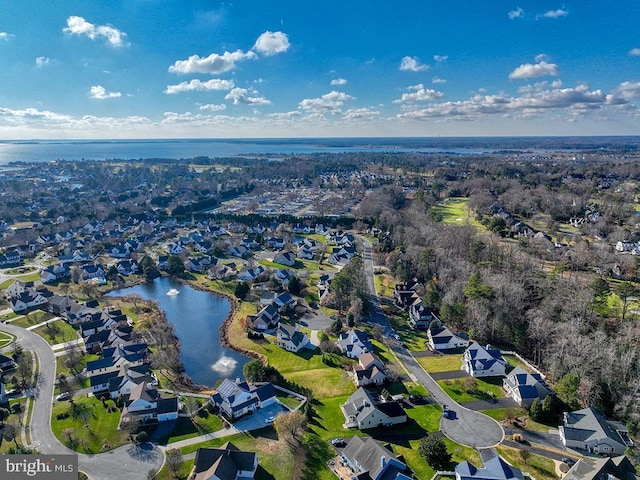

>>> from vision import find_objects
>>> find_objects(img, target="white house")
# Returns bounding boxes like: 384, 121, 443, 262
462, 342, 508, 378
120, 381, 178, 424
191, 442, 258, 480
276, 324, 309, 352
273, 251, 296, 267
428, 326, 469, 351
502, 366, 553, 407
337, 329, 373, 359
341, 388, 407, 430
210, 379, 277, 419
559, 407, 633, 455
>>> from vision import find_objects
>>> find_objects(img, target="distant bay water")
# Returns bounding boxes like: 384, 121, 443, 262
1, 136, 635, 165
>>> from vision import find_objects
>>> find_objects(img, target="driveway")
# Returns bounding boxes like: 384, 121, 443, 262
0, 323, 165, 480
234, 402, 289, 432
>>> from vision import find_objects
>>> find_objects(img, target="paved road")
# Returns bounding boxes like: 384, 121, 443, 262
0, 323, 165, 480
360, 236, 504, 449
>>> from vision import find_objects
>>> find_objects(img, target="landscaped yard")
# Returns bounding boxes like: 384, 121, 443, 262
432, 197, 483, 229
0, 330, 16, 348
9, 310, 55, 328
51, 395, 126, 453
496, 445, 558, 480
417, 354, 463, 373
503, 354, 534, 373
159, 412, 224, 445
437, 376, 505, 403
33, 320, 79, 346
374, 272, 396, 298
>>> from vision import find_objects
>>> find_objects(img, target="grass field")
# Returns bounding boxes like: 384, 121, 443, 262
9, 310, 54, 328
432, 197, 483, 229
417, 354, 463, 373
374, 272, 396, 298
0, 330, 16, 348
33, 320, 79, 346
160, 414, 224, 445
51, 395, 126, 453
437, 376, 505, 403
496, 445, 558, 480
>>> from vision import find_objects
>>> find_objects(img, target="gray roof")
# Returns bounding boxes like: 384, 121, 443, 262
564, 456, 638, 480
455, 454, 524, 480
563, 407, 628, 448
193, 442, 257, 480
342, 436, 409, 480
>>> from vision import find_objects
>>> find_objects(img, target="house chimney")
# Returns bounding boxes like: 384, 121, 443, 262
380, 456, 386, 469
235, 377, 241, 384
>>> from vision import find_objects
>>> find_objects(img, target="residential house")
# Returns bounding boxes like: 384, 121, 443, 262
0, 250, 21, 268
455, 454, 524, 480
428, 326, 469, 351
276, 324, 309, 352
228, 245, 250, 258
80, 264, 106, 283
0, 354, 17, 371
563, 455, 637, 480
352, 352, 386, 387
10, 289, 48, 312
120, 381, 178, 424
114, 259, 139, 276
273, 251, 296, 267
559, 407, 633, 455
186, 256, 213, 273
266, 237, 285, 250
503, 366, 553, 407
40, 263, 70, 283
273, 292, 296, 312
190, 442, 258, 480
246, 304, 280, 331
5, 280, 34, 300
157, 255, 169, 271
337, 329, 372, 359
408, 303, 441, 330
341, 387, 407, 430
341, 436, 414, 480
210, 378, 276, 419
237, 266, 265, 282
109, 365, 157, 399
274, 269, 294, 286
462, 342, 508, 378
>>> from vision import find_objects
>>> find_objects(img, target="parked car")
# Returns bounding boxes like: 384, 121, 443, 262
330, 438, 346, 447
264, 416, 275, 424
55, 392, 70, 401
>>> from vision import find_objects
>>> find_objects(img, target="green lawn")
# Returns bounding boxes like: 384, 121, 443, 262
503, 354, 534, 373
479, 407, 526, 422
160, 413, 224, 445
33, 320, 79, 346
55, 353, 100, 385
9, 311, 54, 328
496, 445, 558, 480
51, 395, 126, 453
417, 354, 463, 373
0, 330, 16, 348
374, 272, 396, 298
432, 197, 483, 228
277, 393, 304, 410
437, 376, 505, 403
176, 429, 297, 480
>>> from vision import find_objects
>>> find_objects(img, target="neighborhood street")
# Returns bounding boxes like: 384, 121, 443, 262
0, 323, 165, 480
361, 237, 504, 449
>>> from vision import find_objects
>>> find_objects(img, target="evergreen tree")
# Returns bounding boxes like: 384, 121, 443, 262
419, 436, 452, 470
529, 397, 542, 422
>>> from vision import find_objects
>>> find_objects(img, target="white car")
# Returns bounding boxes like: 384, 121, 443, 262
265, 416, 275, 424
55, 392, 70, 401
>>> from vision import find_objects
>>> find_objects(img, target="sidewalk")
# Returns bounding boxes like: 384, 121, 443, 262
164, 424, 241, 450
26, 317, 62, 331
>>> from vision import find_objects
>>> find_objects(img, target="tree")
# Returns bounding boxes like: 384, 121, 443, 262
372, 324, 384, 342
419, 435, 452, 470
287, 276, 301, 295
1, 423, 18, 446
166, 255, 184, 276
15, 353, 32, 390
330, 317, 343, 334
0, 407, 9, 425
243, 359, 265, 382
165, 448, 184, 479
556, 372, 581, 410
274, 410, 308, 450
541, 395, 557, 423
529, 398, 542, 422
234, 281, 250, 299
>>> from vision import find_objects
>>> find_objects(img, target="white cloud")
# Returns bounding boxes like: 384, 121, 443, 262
397, 83, 620, 121
434, 55, 448, 63
164, 79, 234, 94
298, 90, 355, 113
432, 77, 447, 85
63, 16, 128, 47
199, 103, 227, 111
541, 9, 568, 19
224, 87, 271, 105
331, 78, 348, 86
89, 85, 122, 99
253, 31, 290, 56
612, 81, 640, 100
508, 7, 524, 19
343, 108, 380, 121
0, 32, 14, 40
35, 56, 50, 68
629, 48, 640, 56
535, 53, 551, 63
399, 56, 429, 72
169, 50, 257, 74
509, 61, 558, 79
394, 84, 445, 103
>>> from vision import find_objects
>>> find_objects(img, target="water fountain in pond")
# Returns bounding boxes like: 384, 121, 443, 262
211, 356, 238, 374
166, 288, 180, 296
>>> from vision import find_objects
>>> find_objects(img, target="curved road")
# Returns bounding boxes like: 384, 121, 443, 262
0, 323, 165, 480
360, 238, 503, 449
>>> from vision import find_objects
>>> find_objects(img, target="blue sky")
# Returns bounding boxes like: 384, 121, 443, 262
0, 0, 639, 139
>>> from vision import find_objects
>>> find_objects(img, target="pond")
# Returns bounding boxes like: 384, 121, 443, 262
107, 276, 247, 387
